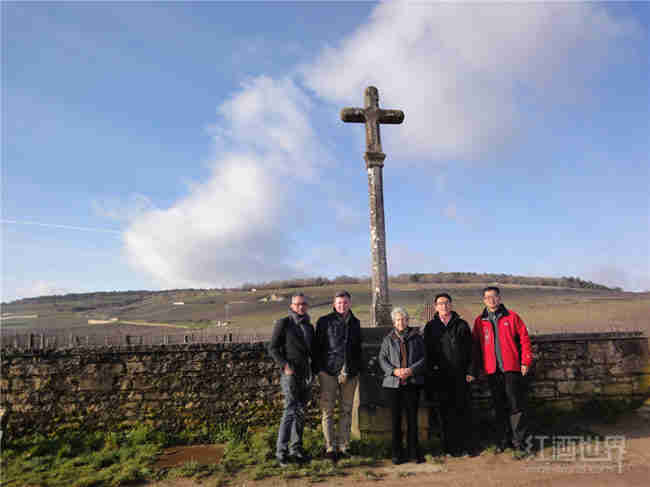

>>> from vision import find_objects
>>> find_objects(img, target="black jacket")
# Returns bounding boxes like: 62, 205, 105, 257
423, 311, 473, 377
268, 313, 315, 376
313, 309, 363, 377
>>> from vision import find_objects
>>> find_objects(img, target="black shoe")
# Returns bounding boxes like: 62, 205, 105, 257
512, 447, 529, 460
496, 440, 512, 453
290, 450, 311, 464
325, 450, 338, 463
392, 457, 404, 465
337, 450, 351, 460
277, 456, 290, 468
414, 456, 425, 464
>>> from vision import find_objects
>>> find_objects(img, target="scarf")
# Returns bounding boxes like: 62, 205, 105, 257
393, 328, 409, 386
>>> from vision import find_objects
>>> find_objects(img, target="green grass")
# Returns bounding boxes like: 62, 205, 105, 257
4, 398, 639, 486
2, 426, 162, 487
2, 422, 396, 487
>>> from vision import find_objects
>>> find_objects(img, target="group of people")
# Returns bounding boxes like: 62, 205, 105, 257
268, 287, 532, 467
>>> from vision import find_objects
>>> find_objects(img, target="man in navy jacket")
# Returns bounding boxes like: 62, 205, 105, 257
313, 290, 362, 461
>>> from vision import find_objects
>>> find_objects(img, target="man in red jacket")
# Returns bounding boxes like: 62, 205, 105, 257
472, 286, 532, 454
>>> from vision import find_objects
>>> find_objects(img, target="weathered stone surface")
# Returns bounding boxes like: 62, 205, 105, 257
602, 381, 637, 395
583, 365, 609, 379
557, 381, 575, 395
545, 369, 566, 380
342, 86, 404, 327
0, 334, 647, 441
126, 361, 146, 374
588, 342, 609, 364
531, 381, 557, 398
557, 380, 600, 395
547, 399, 574, 412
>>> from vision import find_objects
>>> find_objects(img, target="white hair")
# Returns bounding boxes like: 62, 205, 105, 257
391, 307, 409, 322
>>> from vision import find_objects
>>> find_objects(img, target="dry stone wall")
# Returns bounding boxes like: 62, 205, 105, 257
1, 332, 648, 441
357, 332, 650, 438
0, 343, 314, 439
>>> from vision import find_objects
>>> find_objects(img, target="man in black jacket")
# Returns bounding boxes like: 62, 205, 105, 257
269, 293, 315, 466
313, 290, 363, 461
423, 293, 474, 456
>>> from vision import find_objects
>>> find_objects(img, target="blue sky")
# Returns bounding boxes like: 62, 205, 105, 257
2, 1, 649, 301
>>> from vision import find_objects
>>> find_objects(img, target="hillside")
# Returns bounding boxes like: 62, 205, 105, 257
1, 275, 648, 339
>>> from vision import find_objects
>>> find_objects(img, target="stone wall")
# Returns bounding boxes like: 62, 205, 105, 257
356, 331, 650, 439
0, 343, 306, 439
1, 332, 648, 441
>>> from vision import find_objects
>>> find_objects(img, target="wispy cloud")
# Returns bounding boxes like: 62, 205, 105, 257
303, 2, 639, 161
1, 219, 121, 235
92, 194, 156, 223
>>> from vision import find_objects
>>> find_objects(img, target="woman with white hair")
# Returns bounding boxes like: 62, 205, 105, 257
378, 307, 426, 464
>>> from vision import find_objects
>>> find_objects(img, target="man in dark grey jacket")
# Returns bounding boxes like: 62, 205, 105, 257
313, 290, 363, 461
268, 293, 315, 466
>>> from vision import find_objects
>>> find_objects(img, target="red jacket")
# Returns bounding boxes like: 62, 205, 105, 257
473, 305, 532, 375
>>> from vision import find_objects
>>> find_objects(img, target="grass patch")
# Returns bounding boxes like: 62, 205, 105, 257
2, 425, 162, 487
3, 422, 414, 486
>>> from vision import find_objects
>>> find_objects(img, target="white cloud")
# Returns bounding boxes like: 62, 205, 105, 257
123, 77, 326, 288
303, 2, 638, 161
210, 76, 328, 180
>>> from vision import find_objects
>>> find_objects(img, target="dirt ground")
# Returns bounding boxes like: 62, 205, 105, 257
144, 412, 650, 487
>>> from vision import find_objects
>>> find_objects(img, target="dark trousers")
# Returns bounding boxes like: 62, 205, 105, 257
487, 371, 527, 448
384, 384, 420, 459
438, 374, 471, 454
276, 373, 311, 459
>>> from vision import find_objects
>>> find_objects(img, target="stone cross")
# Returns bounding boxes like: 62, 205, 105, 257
341, 86, 404, 327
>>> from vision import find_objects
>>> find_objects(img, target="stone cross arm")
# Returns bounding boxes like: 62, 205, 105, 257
340, 86, 404, 155
340, 108, 404, 125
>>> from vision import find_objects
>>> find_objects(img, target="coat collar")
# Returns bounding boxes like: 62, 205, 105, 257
480, 303, 510, 320
289, 309, 310, 326
391, 326, 417, 341
433, 310, 459, 327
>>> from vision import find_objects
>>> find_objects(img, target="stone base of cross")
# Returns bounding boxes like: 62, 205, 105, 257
373, 302, 393, 330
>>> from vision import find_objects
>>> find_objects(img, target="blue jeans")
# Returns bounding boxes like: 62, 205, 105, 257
276, 373, 311, 459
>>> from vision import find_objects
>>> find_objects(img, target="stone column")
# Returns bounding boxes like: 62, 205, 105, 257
365, 151, 392, 328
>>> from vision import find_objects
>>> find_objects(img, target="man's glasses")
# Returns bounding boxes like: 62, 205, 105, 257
293, 302, 308, 307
